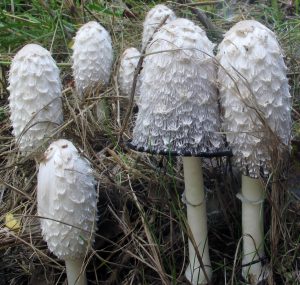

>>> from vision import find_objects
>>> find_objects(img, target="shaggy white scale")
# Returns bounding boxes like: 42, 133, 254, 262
8, 44, 63, 154
72, 21, 113, 96
37, 139, 98, 285
217, 20, 291, 284
118, 47, 141, 97
142, 4, 176, 49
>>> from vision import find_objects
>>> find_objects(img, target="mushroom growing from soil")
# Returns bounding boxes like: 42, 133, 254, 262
72, 21, 113, 96
37, 139, 97, 285
130, 18, 228, 284
217, 20, 291, 283
8, 44, 63, 155
118, 47, 141, 97
72, 21, 113, 122
142, 4, 176, 49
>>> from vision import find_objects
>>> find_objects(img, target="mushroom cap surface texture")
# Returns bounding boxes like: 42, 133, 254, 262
72, 21, 113, 95
118, 47, 141, 97
217, 20, 291, 178
131, 18, 224, 156
142, 4, 176, 49
8, 44, 63, 154
37, 139, 97, 260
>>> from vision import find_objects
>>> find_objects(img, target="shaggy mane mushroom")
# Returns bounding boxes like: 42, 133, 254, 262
8, 44, 63, 156
130, 18, 229, 285
37, 139, 98, 285
217, 20, 291, 284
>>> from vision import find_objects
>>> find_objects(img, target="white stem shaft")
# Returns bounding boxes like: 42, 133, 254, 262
183, 157, 212, 285
65, 258, 87, 285
241, 175, 265, 283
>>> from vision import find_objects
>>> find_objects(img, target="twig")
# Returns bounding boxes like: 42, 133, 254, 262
127, 174, 170, 285
177, 0, 223, 5
176, 0, 222, 39
0, 179, 32, 200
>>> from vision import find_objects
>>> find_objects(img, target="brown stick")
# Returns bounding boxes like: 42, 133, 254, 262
177, 0, 222, 40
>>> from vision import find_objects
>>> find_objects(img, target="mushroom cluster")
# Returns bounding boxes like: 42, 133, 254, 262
5, 4, 292, 285
8, 44, 63, 155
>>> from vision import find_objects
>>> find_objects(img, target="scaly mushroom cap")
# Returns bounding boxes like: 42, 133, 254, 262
217, 20, 291, 178
131, 18, 224, 156
37, 139, 97, 260
72, 21, 113, 95
142, 4, 176, 49
118, 47, 141, 97
8, 44, 63, 154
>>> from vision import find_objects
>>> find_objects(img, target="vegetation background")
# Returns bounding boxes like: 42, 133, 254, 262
0, 0, 299, 284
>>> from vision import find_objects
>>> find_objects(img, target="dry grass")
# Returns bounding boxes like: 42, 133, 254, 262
0, 1, 299, 284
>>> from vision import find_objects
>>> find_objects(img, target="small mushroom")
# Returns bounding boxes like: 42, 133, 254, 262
217, 20, 291, 283
72, 21, 113, 96
37, 139, 98, 285
8, 44, 63, 155
142, 4, 176, 50
130, 18, 226, 284
72, 21, 113, 123
118, 47, 141, 97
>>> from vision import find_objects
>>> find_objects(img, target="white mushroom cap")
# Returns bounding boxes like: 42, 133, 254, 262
142, 4, 176, 50
118, 47, 141, 97
8, 44, 63, 154
72, 21, 113, 95
37, 139, 97, 260
131, 18, 224, 156
217, 20, 291, 178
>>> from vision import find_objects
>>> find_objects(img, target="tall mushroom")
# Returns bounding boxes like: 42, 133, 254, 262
142, 4, 176, 50
130, 18, 227, 284
118, 47, 141, 97
217, 20, 291, 283
8, 44, 63, 155
37, 139, 98, 285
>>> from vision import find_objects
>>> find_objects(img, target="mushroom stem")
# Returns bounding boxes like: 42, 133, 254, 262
183, 157, 212, 285
65, 258, 87, 285
240, 175, 266, 283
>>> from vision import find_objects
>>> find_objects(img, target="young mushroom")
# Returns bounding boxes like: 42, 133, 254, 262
72, 21, 113, 122
8, 44, 63, 155
118, 47, 141, 97
72, 21, 113, 96
217, 20, 291, 283
130, 18, 228, 284
37, 139, 98, 285
142, 4, 176, 49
